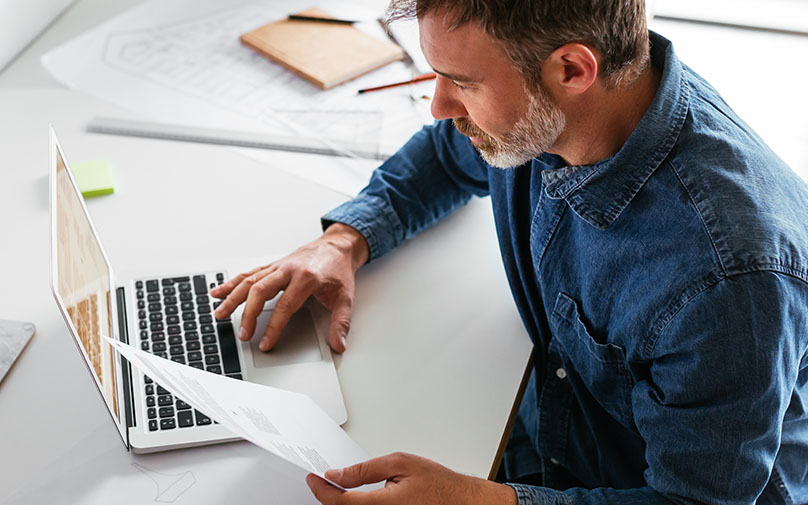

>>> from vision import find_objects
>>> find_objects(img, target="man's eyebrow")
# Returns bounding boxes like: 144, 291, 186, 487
433, 69, 478, 84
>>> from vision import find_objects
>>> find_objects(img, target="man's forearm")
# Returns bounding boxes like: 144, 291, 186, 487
322, 222, 369, 273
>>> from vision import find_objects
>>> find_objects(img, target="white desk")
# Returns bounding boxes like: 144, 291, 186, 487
0, 1, 533, 503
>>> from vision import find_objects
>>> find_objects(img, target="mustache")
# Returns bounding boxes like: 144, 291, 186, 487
453, 118, 489, 140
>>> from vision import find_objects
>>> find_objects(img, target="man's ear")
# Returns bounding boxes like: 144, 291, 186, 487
542, 43, 599, 96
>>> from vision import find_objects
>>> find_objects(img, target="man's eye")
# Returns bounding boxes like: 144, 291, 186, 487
451, 81, 469, 90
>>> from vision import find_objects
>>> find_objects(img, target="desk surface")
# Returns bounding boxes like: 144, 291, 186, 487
0, 1, 533, 503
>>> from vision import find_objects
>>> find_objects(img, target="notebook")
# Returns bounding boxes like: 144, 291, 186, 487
241, 7, 404, 89
49, 126, 347, 453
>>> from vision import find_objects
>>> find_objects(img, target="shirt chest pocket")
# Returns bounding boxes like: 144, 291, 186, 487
551, 292, 635, 427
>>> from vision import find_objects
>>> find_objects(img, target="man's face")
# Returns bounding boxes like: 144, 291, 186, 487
419, 11, 566, 168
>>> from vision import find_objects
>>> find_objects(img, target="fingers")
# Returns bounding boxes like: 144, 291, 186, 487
305, 475, 381, 505
240, 270, 289, 344
325, 453, 410, 489
210, 264, 266, 300
327, 296, 353, 354
260, 279, 311, 351
213, 266, 275, 320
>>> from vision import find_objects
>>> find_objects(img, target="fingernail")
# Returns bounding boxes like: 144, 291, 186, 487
239, 327, 247, 340
259, 337, 268, 351
340, 336, 347, 349
325, 469, 342, 480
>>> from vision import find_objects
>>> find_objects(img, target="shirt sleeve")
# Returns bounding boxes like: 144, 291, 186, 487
321, 119, 491, 261
509, 270, 807, 505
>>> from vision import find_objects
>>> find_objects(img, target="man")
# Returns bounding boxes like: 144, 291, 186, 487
213, 0, 808, 503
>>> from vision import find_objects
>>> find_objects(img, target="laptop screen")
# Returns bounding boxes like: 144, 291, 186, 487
51, 132, 123, 438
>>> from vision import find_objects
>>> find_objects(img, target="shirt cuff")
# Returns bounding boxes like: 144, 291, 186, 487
506, 484, 571, 505
321, 194, 405, 262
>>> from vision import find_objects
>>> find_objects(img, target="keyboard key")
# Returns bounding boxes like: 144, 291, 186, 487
164, 296, 178, 305
144, 375, 153, 384
176, 399, 191, 410
158, 395, 173, 407
187, 341, 201, 351
168, 335, 183, 345
189, 361, 204, 370
146, 280, 159, 292
137, 290, 145, 300
171, 356, 186, 364
148, 419, 158, 431
182, 311, 195, 321
227, 374, 243, 381
197, 304, 211, 314
167, 325, 182, 335
216, 273, 224, 282
139, 320, 148, 330
147, 293, 160, 302
162, 287, 176, 296
199, 315, 213, 324
136, 280, 144, 289
184, 321, 197, 331
155, 352, 168, 359
160, 418, 176, 430
137, 300, 145, 310
196, 295, 210, 305
188, 351, 202, 362
165, 305, 179, 315
180, 292, 193, 302
153, 342, 167, 352
149, 313, 162, 322
200, 324, 215, 334
217, 322, 241, 374
148, 303, 162, 312
150, 322, 164, 331
213, 301, 222, 310
157, 385, 170, 395
141, 341, 150, 351
138, 310, 147, 320
145, 384, 154, 395
181, 301, 194, 311
166, 315, 180, 325
140, 330, 149, 340
179, 282, 192, 293
205, 355, 220, 365
172, 276, 191, 283
147, 407, 157, 419
193, 275, 207, 295
178, 410, 194, 428
161, 278, 175, 286
202, 334, 217, 344
203, 344, 218, 355
146, 396, 156, 407
206, 365, 222, 374
169, 345, 184, 355
195, 411, 212, 425
151, 332, 166, 342
185, 331, 199, 341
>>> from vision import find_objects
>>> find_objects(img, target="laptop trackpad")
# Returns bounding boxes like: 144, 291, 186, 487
250, 307, 323, 368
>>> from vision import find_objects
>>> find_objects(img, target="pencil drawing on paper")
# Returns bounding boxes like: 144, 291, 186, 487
132, 462, 197, 503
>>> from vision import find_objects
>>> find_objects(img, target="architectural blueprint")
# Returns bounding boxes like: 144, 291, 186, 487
43, 0, 434, 195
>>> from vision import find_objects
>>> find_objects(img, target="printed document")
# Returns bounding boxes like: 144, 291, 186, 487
105, 337, 378, 491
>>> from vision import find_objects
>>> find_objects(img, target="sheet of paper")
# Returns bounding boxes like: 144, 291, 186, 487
105, 337, 377, 491
0, 320, 35, 384
42, 0, 435, 196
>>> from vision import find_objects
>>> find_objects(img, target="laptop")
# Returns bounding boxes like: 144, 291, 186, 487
48, 126, 347, 453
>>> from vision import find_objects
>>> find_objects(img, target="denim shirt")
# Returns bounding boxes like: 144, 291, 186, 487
322, 32, 808, 504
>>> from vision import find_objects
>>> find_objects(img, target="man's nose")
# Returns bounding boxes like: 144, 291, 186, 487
430, 76, 467, 120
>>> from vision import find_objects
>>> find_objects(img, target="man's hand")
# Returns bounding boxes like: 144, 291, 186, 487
305, 452, 518, 505
211, 223, 369, 354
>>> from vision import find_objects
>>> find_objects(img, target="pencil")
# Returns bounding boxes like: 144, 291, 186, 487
357, 73, 437, 94
287, 15, 358, 24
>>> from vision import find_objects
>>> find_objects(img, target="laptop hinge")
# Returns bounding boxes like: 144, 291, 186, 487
117, 286, 135, 451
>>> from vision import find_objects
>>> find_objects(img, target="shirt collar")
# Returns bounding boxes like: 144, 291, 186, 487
540, 32, 691, 230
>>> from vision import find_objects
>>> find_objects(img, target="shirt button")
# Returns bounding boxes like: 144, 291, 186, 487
555, 367, 567, 379
550, 457, 560, 465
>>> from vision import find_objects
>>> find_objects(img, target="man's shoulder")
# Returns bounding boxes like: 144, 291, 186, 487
663, 69, 808, 279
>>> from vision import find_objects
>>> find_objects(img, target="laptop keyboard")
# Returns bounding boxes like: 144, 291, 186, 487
134, 273, 242, 432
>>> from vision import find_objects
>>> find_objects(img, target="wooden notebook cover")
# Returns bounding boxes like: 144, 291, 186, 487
241, 8, 405, 90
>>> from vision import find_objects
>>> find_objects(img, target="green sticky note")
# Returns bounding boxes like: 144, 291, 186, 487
71, 160, 115, 198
